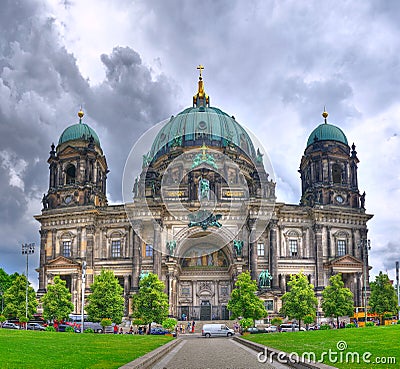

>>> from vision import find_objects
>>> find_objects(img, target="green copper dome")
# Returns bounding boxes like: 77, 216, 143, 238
306, 123, 348, 148
150, 106, 256, 160
58, 123, 100, 146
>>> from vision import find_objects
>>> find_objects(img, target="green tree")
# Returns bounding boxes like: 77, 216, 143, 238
280, 272, 317, 328
162, 317, 177, 332
322, 273, 354, 327
227, 271, 267, 325
3, 274, 37, 320
86, 269, 124, 324
0, 269, 18, 313
41, 276, 74, 322
131, 273, 169, 333
369, 272, 398, 321
303, 314, 315, 330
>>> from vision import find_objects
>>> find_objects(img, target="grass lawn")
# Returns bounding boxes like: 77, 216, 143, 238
0, 329, 174, 369
246, 324, 399, 369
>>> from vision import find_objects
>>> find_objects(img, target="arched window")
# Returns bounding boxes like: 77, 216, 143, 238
332, 164, 342, 184
66, 164, 76, 185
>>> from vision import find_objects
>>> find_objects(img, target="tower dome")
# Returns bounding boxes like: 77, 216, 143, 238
150, 67, 256, 161
150, 106, 256, 160
58, 110, 100, 146
306, 109, 348, 148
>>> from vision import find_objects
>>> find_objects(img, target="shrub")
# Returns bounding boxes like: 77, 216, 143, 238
365, 322, 375, 327
319, 324, 331, 330
101, 318, 112, 329
84, 328, 94, 333
271, 317, 282, 326
46, 326, 56, 332
162, 318, 177, 332
397, 320, 400, 325
345, 323, 356, 328
0, 315, 6, 324
239, 318, 253, 331
383, 312, 393, 319
132, 318, 144, 326
65, 326, 75, 333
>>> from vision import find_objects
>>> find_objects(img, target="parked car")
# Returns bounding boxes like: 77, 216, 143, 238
280, 323, 299, 332
2, 322, 20, 329
27, 323, 46, 331
246, 327, 266, 334
58, 324, 80, 333
150, 327, 169, 335
265, 325, 278, 333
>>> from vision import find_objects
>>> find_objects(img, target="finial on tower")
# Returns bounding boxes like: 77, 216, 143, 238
322, 106, 328, 124
193, 65, 209, 107
78, 106, 84, 123
197, 64, 204, 80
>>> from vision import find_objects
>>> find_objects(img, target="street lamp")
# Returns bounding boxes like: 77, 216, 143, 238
81, 261, 87, 334
22, 243, 35, 328
358, 239, 371, 325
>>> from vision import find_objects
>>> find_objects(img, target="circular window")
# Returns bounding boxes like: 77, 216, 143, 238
198, 121, 207, 130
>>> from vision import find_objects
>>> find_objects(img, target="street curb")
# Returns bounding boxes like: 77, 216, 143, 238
119, 338, 181, 369
233, 336, 337, 369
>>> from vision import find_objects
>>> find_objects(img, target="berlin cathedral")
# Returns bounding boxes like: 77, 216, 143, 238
35, 67, 373, 321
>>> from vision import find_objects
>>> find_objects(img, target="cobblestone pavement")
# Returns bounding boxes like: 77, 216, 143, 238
151, 336, 287, 369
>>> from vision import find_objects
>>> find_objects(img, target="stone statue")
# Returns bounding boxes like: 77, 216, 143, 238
133, 177, 139, 198
188, 210, 222, 230
259, 269, 273, 288
360, 191, 366, 209
198, 177, 210, 201
139, 271, 149, 280
166, 240, 176, 255
233, 240, 244, 256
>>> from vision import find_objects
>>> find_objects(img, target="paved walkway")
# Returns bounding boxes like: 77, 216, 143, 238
151, 335, 287, 369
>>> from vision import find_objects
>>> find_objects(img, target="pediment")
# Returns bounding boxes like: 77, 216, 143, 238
47, 256, 80, 267
326, 254, 363, 267
58, 145, 81, 156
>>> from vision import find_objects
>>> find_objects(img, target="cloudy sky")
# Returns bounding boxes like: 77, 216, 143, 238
1, 0, 399, 288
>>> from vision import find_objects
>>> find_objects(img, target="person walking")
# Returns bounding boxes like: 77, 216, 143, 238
191, 320, 195, 333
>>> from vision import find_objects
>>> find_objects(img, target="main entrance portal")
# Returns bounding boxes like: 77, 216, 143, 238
200, 300, 211, 320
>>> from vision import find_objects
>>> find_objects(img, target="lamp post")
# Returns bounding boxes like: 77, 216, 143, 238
81, 261, 87, 334
21, 243, 35, 328
358, 239, 371, 325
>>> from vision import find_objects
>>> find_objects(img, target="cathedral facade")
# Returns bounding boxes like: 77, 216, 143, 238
35, 71, 373, 321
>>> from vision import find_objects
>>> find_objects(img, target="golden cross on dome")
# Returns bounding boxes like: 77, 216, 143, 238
197, 64, 204, 79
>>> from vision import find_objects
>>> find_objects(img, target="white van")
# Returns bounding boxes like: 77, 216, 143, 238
280, 323, 299, 332
202, 324, 235, 338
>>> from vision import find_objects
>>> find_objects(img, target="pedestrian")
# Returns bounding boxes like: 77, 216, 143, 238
191, 320, 195, 333
114, 324, 118, 334
119, 327, 123, 334
129, 326, 133, 334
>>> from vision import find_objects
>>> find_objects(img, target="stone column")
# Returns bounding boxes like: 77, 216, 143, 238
85, 225, 95, 286
77, 227, 82, 258
153, 220, 162, 277
123, 274, 130, 316
269, 220, 279, 288
37, 229, 48, 294
327, 226, 331, 258
313, 224, 324, 289
249, 219, 257, 281
131, 226, 141, 291
50, 228, 56, 259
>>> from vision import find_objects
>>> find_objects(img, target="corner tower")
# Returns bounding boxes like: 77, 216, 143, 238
299, 109, 363, 209
43, 110, 108, 210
